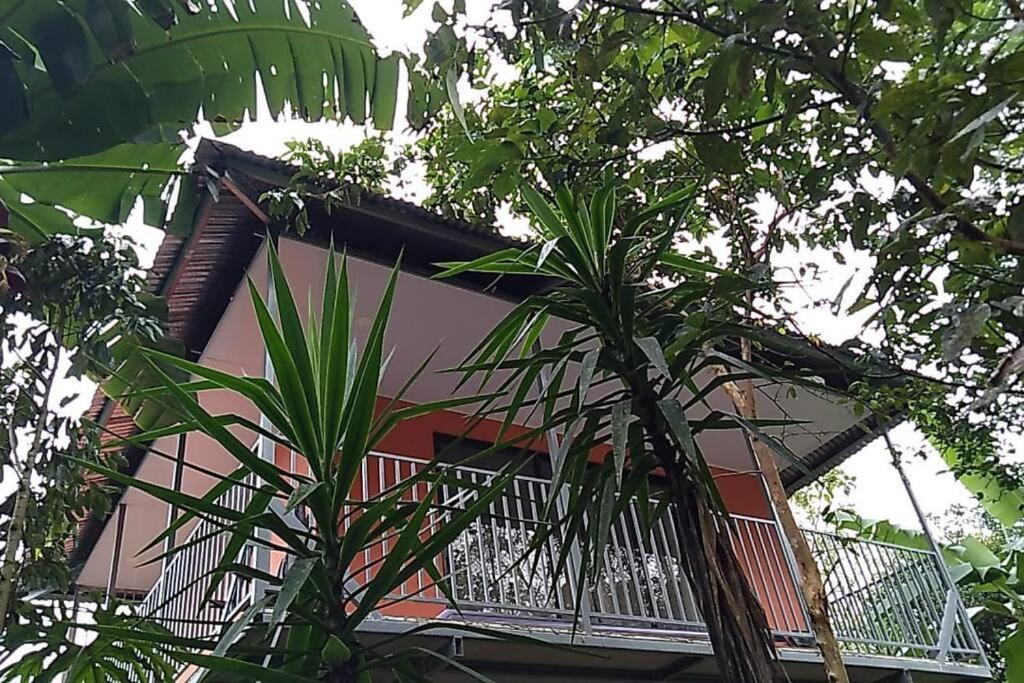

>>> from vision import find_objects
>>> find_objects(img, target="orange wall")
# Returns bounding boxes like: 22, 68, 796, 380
370, 397, 774, 519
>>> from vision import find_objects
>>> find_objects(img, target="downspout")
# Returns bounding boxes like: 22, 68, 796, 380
881, 428, 990, 670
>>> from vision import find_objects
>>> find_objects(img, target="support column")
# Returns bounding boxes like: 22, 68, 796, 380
882, 427, 990, 669
535, 344, 594, 634
157, 433, 188, 614
105, 503, 127, 607
253, 243, 278, 598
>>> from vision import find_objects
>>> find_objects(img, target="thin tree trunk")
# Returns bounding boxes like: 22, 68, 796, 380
717, 339, 850, 683
0, 477, 32, 632
0, 349, 59, 633
637, 391, 779, 682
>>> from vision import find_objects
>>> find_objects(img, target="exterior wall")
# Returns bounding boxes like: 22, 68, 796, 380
83, 236, 802, 632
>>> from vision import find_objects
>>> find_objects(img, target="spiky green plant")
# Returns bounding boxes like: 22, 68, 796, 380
75, 244, 535, 682
438, 182, 824, 682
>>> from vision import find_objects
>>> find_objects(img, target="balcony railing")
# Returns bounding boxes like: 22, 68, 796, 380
138, 474, 260, 641
135, 451, 986, 671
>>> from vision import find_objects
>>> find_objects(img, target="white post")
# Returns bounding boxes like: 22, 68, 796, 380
882, 427, 990, 668
252, 242, 277, 601
535, 345, 594, 634
105, 503, 127, 608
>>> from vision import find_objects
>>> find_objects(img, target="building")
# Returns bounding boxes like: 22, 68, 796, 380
71, 140, 990, 682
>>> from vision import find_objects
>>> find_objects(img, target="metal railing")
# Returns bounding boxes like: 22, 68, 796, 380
805, 529, 983, 663
137, 475, 259, 641
138, 450, 986, 669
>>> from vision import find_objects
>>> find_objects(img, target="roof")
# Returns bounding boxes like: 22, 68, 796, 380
72, 139, 892, 573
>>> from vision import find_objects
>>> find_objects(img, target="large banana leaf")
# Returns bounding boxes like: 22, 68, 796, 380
0, 0, 400, 242
0, 143, 183, 240
0, 0, 400, 160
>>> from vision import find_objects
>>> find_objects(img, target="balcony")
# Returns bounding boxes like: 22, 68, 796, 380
138, 452, 988, 680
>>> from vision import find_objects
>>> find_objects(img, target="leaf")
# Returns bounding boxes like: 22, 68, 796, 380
611, 400, 630, 487
211, 593, 276, 657
520, 184, 568, 239
271, 557, 318, 628
403, 0, 427, 16
950, 95, 1017, 143
635, 336, 671, 379
941, 303, 991, 362
0, 143, 183, 234
1, 0, 401, 161
659, 252, 728, 275
726, 411, 810, 474
285, 481, 324, 515
692, 135, 744, 174
1002, 626, 1024, 682
577, 347, 599, 401
593, 474, 617, 581
703, 50, 734, 119
176, 651, 319, 682
445, 68, 473, 141
322, 635, 353, 665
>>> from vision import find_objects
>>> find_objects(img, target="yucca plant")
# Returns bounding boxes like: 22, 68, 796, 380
437, 182, 815, 682
76, 244, 533, 682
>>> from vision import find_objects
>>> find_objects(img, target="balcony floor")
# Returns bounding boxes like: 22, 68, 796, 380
356, 615, 992, 682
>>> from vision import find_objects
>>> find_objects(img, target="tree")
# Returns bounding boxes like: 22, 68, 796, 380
440, 181, 879, 681
0, 1, 409, 667
0, 233, 162, 636
405, 0, 1024, 484
0, 0, 402, 245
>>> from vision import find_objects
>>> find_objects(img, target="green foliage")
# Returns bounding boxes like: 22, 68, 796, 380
439, 180, 868, 679
262, 136, 404, 235
0, 0, 402, 244
0, 598, 177, 683
0, 234, 161, 636
831, 505, 1017, 681
791, 468, 855, 523
409, 0, 1024, 471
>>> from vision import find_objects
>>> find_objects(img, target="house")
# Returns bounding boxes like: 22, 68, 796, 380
71, 140, 990, 682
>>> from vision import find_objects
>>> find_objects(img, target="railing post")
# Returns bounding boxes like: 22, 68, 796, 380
535, 345, 593, 634
158, 432, 188, 618
251, 243, 277, 605
882, 428, 989, 668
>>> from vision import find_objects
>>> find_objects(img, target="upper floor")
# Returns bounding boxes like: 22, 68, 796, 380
76, 141, 990, 681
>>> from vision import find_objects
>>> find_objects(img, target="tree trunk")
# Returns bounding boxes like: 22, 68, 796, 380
0, 352, 58, 633
718, 349, 850, 683
638, 393, 780, 682
0, 477, 32, 632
